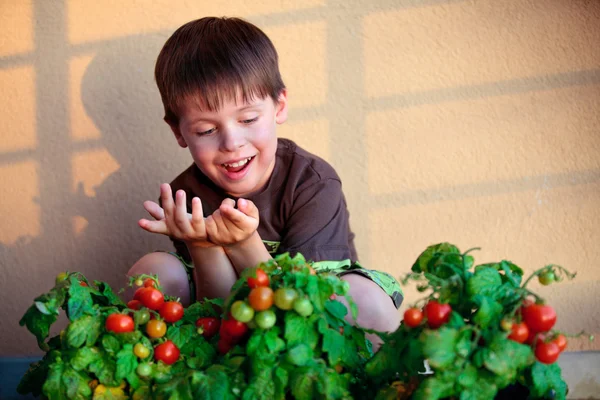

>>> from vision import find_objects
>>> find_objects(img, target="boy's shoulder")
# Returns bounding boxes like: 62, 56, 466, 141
276, 138, 341, 184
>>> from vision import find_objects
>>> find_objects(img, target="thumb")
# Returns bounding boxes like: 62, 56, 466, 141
237, 198, 258, 218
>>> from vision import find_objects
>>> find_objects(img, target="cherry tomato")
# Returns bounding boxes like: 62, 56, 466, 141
538, 271, 555, 286
55, 272, 68, 285
146, 319, 167, 338
247, 268, 269, 288
230, 301, 255, 323
500, 319, 513, 332
535, 341, 560, 364
274, 288, 298, 310
133, 343, 150, 359
553, 334, 568, 352
127, 300, 143, 310
136, 363, 152, 377
403, 308, 424, 328
105, 314, 134, 333
154, 340, 180, 365
134, 287, 148, 301
293, 298, 314, 317
248, 287, 274, 311
79, 281, 88, 287
522, 303, 557, 333
220, 318, 248, 342
134, 309, 151, 325
139, 288, 165, 311
134, 278, 144, 287
196, 317, 220, 338
255, 310, 277, 330
424, 300, 452, 329
144, 278, 158, 288
508, 322, 530, 343
217, 338, 233, 354
159, 301, 184, 323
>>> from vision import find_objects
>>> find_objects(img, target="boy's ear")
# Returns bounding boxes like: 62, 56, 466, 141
166, 119, 188, 148
275, 89, 288, 125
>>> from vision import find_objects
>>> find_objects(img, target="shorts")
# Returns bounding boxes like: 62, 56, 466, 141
167, 252, 403, 309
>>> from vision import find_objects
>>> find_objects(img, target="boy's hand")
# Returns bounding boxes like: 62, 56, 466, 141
138, 183, 213, 248
205, 198, 259, 247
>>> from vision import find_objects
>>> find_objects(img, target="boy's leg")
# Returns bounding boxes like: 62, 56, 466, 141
126, 252, 192, 306
338, 273, 401, 350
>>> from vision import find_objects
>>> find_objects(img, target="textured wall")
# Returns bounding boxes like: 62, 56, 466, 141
1, 0, 599, 356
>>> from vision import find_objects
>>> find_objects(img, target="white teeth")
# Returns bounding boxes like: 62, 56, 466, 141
223, 157, 252, 168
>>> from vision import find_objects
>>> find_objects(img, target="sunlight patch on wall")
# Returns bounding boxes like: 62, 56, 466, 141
262, 21, 327, 108
0, 161, 39, 244
0, 1, 33, 56
67, 0, 324, 44
363, 0, 600, 97
366, 83, 600, 195
279, 118, 330, 162
70, 54, 101, 141
71, 149, 120, 197
0, 66, 36, 152
72, 215, 89, 236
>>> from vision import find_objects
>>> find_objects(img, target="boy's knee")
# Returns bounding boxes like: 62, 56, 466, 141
127, 252, 192, 306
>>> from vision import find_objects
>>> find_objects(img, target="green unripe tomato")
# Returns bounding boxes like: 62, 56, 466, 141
255, 310, 277, 329
136, 363, 152, 377
231, 300, 255, 323
134, 343, 150, 359
293, 298, 314, 317
274, 288, 298, 310
538, 271, 556, 286
134, 309, 151, 325
55, 272, 68, 285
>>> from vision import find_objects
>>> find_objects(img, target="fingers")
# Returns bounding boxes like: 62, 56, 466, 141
237, 198, 259, 219
190, 197, 205, 229
221, 198, 236, 208
138, 218, 169, 234
174, 190, 191, 229
143, 201, 165, 220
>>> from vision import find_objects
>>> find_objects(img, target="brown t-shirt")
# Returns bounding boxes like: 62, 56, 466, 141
168, 138, 357, 263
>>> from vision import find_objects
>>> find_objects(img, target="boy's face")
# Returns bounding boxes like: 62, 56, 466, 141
170, 90, 288, 198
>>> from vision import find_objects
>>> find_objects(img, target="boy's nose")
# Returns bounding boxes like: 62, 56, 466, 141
220, 126, 246, 151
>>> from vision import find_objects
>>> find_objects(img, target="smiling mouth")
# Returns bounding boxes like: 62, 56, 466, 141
221, 156, 255, 173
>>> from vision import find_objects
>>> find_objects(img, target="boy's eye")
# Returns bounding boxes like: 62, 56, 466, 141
198, 127, 216, 136
241, 117, 258, 124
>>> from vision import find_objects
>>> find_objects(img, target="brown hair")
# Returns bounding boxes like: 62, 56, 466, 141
155, 17, 286, 124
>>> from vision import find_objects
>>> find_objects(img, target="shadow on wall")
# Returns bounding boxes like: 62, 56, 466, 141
0, 33, 191, 356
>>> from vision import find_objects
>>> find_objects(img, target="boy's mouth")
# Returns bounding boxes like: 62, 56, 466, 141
221, 156, 255, 174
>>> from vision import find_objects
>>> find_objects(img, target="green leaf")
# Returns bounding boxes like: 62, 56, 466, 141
286, 343, 314, 366
455, 328, 473, 358
420, 327, 459, 369
412, 372, 456, 400
17, 359, 49, 397
285, 312, 319, 349
190, 367, 232, 400
115, 344, 137, 382
101, 334, 121, 355
484, 334, 534, 379
242, 368, 276, 400
459, 371, 499, 400
324, 300, 348, 320
42, 361, 67, 400
89, 352, 117, 386
317, 369, 351, 399
527, 362, 568, 400
472, 296, 503, 329
457, 363, 478, 388
412, 242, 461, 274
466, 267, 502, 299
93, 282, 126, 307
185, 336, 216, 370
61, 366, 92, 399
180, 298, 223, 325
67, 277, 95, 320
290, 367, 317, 400
19, 304, 58, 351
274, 367, 288, 399
168, 324, 195, 349
321, 326, 345, 366
70, 346, 101, 371
66, 315, 95, 348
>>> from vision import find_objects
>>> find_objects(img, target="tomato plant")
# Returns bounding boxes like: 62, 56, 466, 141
55, 272, 68, 285
146, 319, 167, 338
154, 340, 180, 365
159, 301, 184, 323
535, 341, 560, 364
133, 287, 147, 301
424, 300, 451, 328
127, 300, 142, 310
139, 288, 165, 311
248, 286, 273, 311
293, 298, 313, 317
105, 314, 134, 333
255, 310, 276, 330
507, 322, 529, 343
136, 363, 152, 377
134, 309, 151, 325
144, 278, 158, 288
133, 343, 150, 359
247, 268, 269, 288
274, 287, 297, 310
217, 338, 233, 355
403, 308, 424, 328
220, 317, 248, 342
230, 301, 255, 323
553, 334, 568, 352
522, 303, 557, 333
196, 317, 220, 338
538, 271, 555, 286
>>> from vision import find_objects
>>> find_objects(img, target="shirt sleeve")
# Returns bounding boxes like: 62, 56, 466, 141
279, 178, 356, 263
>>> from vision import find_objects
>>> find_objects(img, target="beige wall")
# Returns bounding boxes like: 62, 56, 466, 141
1, 0, 599, 356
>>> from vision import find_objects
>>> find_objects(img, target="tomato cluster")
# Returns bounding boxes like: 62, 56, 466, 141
403, 300, 452, 330
105, 276, 185, 367
215, 268, 316, 354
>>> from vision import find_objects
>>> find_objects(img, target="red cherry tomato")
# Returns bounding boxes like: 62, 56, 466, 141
196, 317, 220, 338
248, 286, 274, 311
535, 341, 560, 364
522, 304, 557, 333
139, 288, 164, 311
144, 278, 158, 288
127, 300, 143, 310
159, 301, 184, 323
403, 308, 424, 328
507, 322, 530, 343
105, 313, 134, 333
154, 340, 180, 365
133, 287, 148, 301
424, 300, 452, 329
553, 334, 568, 352
247, 268, 269, 288
79, 281, 88, 287
220, 318, 248, 343
217, 338, 233, 354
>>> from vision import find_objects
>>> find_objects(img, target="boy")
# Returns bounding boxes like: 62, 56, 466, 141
129, 17, 402, 340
